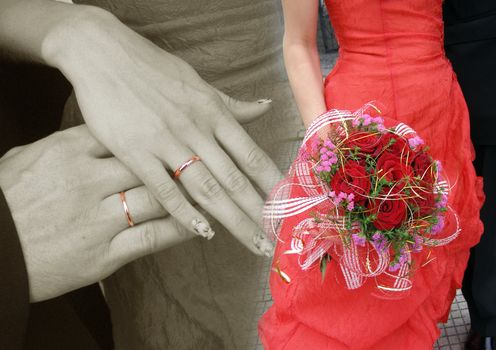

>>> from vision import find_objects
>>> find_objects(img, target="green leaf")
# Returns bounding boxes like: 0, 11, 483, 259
320, 254, 332, 282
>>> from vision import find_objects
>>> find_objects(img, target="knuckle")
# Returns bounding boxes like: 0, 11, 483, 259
231, 212, 247, 229
198, 176, 224, 201
140, 223, 157, 255
224, 169, 249, 194
155, 181, 179, 202
51, 130, 72, 146
245, 147, 269, 172
172, 217, 189, 238
143, 190, 161, 212
2, 145, 26, 159
165, 196, 189, 217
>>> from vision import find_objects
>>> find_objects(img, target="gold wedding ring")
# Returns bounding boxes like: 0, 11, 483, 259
119, 191, 135, 227
173, 155, 201, 179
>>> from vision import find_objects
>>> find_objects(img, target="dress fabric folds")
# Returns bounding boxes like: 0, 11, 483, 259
259, 1, 485, 349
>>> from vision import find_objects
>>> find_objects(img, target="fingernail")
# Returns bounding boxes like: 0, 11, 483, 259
263, 242, 274, 257
207, 228, 215, 240
264, 248, 273, 258
257, 98, 272, 104
192, 218, 214, 239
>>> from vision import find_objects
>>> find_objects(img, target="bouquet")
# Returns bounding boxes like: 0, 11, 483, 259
264, 102, 460, 297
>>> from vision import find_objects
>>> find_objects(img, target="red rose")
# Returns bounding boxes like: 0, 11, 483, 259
376, 153, 413, 183
368, 186, 407, 230
330, 161, 371, 205
374, 132, 410, 157
409, 190, 436, 218
411, 151, 435, 182
344, 132, 381, 154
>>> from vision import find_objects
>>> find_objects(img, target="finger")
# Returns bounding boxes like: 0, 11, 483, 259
214, 121, 283, 194
108, 216, 196, 266
99, 185, 168, 233
125, 152, 215, 240
212, 87, 272, 124
174, 156, 272, 256
188, 132, 265, 226
93, 157, 143, 197
62, 125, 112, 158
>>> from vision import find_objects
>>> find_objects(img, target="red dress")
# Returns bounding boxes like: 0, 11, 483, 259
258, 0, 485, 349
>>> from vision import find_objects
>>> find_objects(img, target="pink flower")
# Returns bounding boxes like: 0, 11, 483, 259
352, 233, 366, 247
372, 232, 388, 253
408, 136, 424, 149
431, 215, 445, 234
324, 139, 336, 149
388, 263, 401, 272
412, 234, 423, 252
435, 193, 448, 208
373, 117, 384, 124
338, 192, 348, 199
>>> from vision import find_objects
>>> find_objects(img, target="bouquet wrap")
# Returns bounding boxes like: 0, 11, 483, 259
263, 102, 460, 298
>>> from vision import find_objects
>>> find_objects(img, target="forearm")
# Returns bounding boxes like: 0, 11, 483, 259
0, 0, 121, 70
283, 39, 327, 128
0, 0, 79, 62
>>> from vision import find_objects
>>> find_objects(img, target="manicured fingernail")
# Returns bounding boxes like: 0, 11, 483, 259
257, 98, 272, 104
192, 218, 214, 239
264, 248, 273, 258
207, 228, 215, 240
262, 242, 274, 257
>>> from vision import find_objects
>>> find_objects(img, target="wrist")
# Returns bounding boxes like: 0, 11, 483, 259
42, 5, 121, 73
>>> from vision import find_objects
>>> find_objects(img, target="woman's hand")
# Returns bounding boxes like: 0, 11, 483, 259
41, 7, 278, 256
0, 126, 196, 302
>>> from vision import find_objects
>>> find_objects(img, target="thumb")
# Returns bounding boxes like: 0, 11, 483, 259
213, 88, 272, 124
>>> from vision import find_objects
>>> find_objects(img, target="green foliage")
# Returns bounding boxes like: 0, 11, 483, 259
320, 254, 332, 282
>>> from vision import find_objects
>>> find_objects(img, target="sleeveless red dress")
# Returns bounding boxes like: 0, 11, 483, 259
258, 1, 485, 349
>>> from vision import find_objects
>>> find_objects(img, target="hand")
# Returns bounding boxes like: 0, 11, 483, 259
0, 126, 196, 302
44, 7, 279, 256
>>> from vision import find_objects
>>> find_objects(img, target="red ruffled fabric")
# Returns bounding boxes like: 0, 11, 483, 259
259, 0, 484, 349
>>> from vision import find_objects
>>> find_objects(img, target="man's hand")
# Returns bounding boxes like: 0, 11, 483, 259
0, 126, 195, 302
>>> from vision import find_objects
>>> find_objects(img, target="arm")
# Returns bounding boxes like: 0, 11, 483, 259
0, 0, 95, 63
281, 0, 327, 127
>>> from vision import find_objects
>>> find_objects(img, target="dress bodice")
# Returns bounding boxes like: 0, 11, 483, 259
324, 0, 446, 65
321, 0, 457, 127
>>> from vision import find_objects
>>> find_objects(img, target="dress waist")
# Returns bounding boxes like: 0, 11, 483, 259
337, 32, 447, 65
